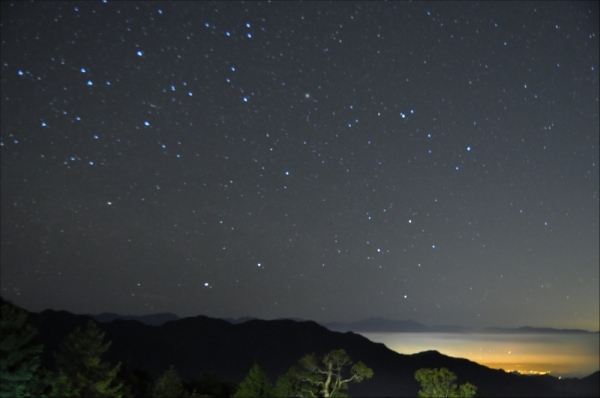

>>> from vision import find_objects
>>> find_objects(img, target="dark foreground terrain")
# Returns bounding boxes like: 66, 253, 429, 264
27, 309, 599, 397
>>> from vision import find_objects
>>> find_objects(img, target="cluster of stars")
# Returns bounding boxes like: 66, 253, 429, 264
0, 1, 597, 331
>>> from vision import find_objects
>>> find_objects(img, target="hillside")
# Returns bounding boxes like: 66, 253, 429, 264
26, 310, 599, 397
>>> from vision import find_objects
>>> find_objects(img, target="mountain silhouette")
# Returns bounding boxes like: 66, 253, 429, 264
26, 310, 598, 397
484, 326, 599, 334
89, 313, 598, 335
322, 317, 598, 334
90, 312, 181, 326
322, 317, 472, 333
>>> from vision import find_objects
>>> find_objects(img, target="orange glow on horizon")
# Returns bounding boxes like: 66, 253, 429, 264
360, 332, 599, 378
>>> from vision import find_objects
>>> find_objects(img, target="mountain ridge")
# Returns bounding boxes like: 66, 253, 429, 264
87, 312, 599, 334
22, 309, 599, 397
89, 312, 181, 326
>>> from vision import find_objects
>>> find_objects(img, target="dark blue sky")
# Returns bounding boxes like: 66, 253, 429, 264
1, 1, 598, 330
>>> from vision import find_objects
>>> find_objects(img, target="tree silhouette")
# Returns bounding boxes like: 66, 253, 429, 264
274, 370, 302, 397
153, 365, 187, 398
414, 367, 477, 398
233, 363, 275, 398
286, 349, 373, 397
54, 320, 123, 397
48, 371, 77, 398
0, 297, 47, 398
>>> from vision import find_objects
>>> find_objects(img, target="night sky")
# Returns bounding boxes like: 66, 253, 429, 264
1, 1, 598, 331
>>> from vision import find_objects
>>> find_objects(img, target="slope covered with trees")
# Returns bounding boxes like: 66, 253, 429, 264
1, 298, 596, 397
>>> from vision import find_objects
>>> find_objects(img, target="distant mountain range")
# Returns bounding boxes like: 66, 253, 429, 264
321, 317, 599, 334
90, 313, 598, 335
483, 326, 599, 334
23, 310, 599, 397
90, 312, 181, 326
322, 317, 471, 333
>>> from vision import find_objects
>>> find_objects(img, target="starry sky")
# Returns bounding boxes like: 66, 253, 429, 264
1, 1, 598, 331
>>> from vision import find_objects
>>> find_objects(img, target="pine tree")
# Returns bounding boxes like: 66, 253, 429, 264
55, 320, 123, 397
414, 367, 477, 398
274, 371, 301, 397
233, 363, 275, 398
48, 371, 78, 398
0, 297, 47, 398
152, 365, 185, 398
